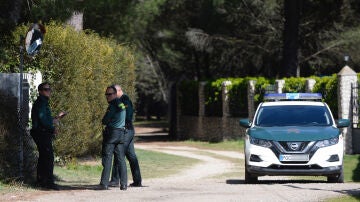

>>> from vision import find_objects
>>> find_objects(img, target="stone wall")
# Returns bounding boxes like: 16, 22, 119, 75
177, 80, 254, 141
177, 116, 246, 141
338, 66, 358, 154
66, 11, 83, 31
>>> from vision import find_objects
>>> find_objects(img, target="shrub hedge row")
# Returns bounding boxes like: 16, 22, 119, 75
179, 75, 340, 118
9, 23, 136, 158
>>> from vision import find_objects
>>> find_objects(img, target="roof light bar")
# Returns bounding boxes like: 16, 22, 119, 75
264, 93, 322, 101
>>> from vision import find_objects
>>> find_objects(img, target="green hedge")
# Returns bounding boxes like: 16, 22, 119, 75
204, 80, 223, 117
228, 78, 248, 117
10, 23, 136, 157
179, 76, 339, 118
313, 75, 338, 118
283, 77, 307, 92
227, 77, 273, 117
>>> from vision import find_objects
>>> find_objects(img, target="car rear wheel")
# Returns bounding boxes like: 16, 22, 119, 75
244, 163, 258, 184
327, 167, 344, 183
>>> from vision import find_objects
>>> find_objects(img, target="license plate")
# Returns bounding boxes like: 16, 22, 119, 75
279, 154, 309, 161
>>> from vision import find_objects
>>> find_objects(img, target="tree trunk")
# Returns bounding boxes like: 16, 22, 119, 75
282, 0, 301, 77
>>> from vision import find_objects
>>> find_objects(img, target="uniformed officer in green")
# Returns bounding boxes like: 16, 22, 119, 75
100, 85, 128, 190
31, 82, 65, 190
110, 84, 142, 187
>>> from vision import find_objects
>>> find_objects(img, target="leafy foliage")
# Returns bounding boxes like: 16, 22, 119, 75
0, 0, 78, 71
283, 77, 307, 92
10, 23, 136, 157
227, 78, 248, 117
178, 75, 339, 118
312, 75, 338, 118
204, 79, 223, 117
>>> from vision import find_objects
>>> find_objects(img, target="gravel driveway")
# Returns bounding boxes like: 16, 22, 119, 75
4, 142, 360, 202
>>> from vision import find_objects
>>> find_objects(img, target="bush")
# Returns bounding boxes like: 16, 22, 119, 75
11, 23, 136, 157
312, 75, 338, 118
204, 79, 224, 117
177, 76, 339, 119
283, 77, 307, 92
227, 77, 272, 117
228, 78, 248, 117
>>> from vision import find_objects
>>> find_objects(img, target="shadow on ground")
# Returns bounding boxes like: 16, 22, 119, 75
226, 179, 326, 184
226, 179, 360, 199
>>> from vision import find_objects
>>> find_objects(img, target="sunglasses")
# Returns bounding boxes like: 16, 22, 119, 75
105, 93, 115, 96
42, 88, 52, 92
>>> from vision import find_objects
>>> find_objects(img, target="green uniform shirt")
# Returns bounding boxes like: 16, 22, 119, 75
102, 98, 126, 128
31, 94, 55, 133
120, 94, 133, 124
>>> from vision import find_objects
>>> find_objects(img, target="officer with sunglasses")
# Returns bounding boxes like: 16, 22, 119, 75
31, 82, 66, 190
99, 85, 128, 190
109, 84, 142, 187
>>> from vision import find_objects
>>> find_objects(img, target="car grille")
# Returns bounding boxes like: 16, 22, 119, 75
279, 141, 309, 151
270, 141, 318, 164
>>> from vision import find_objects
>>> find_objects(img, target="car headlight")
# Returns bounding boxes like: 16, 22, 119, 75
250, 137, 272, 148
315, 137, 339, 148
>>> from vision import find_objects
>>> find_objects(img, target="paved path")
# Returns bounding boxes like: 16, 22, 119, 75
3, 142, 360, 202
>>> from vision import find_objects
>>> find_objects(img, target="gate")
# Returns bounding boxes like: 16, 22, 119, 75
351, 82, 360, 154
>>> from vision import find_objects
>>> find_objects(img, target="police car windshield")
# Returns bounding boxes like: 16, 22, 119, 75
255, 105, 333, 127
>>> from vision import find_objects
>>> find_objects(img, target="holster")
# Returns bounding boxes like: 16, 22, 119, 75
125, 122, 134, 130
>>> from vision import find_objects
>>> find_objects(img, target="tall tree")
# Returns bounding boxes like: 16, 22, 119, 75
282, 0, 301, 77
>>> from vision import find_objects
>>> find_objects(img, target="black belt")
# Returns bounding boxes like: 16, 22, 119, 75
106, 127, 126, 131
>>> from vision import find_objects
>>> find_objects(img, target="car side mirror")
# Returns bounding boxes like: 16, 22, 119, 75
239, 118, 251, 128
337, 119, 350, 128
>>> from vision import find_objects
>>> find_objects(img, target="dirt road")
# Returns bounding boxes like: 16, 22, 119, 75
4, 142, 360, 202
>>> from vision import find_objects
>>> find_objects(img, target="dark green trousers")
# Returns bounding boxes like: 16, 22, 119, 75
110, 128, 142, 184
100, 128, 127, 187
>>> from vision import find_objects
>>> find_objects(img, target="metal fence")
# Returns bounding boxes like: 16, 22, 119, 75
351, 82, 360, 154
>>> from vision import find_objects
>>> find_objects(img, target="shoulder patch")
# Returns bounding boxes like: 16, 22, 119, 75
118, 102, 126, 109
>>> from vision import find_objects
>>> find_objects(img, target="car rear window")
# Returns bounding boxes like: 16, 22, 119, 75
255, 105, 333, 127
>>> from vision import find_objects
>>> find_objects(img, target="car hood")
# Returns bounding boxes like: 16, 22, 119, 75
248, 126, 340, 141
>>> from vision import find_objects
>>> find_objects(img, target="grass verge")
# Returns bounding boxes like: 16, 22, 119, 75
54, 148, 200, 186
176, 139, 244, 151
344, 154, 360, 182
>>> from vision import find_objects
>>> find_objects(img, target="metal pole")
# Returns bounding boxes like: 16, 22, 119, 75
18, 35, 24, 180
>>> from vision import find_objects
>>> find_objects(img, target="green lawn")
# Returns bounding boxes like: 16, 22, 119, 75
327, 195, 360, 202
176, 139, 244, 151
54, 148, 200, 186
343, 154, 360, 182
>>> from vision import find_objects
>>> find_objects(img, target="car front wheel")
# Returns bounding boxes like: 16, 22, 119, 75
327, 167, 344, 183
244, 162, 258, 184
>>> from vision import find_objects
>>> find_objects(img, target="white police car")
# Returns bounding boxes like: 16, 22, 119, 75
239, 93, 350, 183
